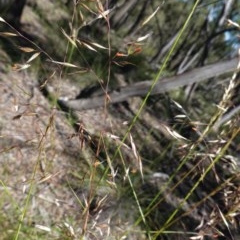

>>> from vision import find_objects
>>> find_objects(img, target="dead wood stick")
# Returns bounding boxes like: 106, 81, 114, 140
59, 57, 238, 111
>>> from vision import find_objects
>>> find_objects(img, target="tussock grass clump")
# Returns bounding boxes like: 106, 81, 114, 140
0, 1, 239, 239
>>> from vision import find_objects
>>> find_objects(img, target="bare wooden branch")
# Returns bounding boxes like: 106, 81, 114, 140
59, 57, 239, 111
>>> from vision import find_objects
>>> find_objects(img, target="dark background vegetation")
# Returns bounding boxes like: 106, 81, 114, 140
0, 0, 239, 239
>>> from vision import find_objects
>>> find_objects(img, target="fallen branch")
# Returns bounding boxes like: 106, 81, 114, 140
58, 57, 238, 111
